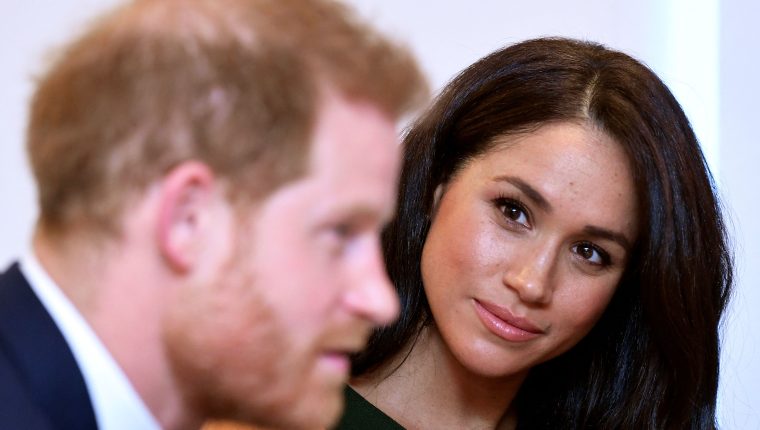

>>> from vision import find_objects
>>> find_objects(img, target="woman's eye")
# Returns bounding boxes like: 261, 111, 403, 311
497, 200, 529, 227
572, 243, 610, 266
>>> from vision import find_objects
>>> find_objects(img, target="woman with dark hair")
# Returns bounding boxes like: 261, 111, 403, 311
335, 37, 732, 429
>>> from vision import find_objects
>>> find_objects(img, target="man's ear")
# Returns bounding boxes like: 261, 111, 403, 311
156, 161, 220, 273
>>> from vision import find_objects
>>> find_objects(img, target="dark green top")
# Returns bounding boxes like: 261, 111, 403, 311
332, 385, 405, 429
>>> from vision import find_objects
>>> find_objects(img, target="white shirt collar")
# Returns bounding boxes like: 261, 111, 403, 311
19, 250, 161, 430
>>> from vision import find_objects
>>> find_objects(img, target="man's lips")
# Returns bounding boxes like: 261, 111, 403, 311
473, 299, 545, 342
320, 334, 369, 374
319, 351, 352, 374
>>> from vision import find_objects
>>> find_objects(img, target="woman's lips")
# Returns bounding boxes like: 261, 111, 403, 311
473, 299, 545, 342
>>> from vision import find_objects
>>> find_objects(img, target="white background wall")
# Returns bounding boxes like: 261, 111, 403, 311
1, 1, 757, 428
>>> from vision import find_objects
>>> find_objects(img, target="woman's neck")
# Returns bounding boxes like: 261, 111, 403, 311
351, 325, 525, 430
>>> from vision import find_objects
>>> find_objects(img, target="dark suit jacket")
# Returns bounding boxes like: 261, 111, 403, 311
0, 262, 98, 430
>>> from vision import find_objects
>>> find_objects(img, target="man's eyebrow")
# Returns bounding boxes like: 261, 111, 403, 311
328, 204, 390, 226
583, 225, 632, 251
494, 175, 553, 213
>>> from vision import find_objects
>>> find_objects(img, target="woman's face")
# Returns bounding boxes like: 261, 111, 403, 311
420, 122, 638, 379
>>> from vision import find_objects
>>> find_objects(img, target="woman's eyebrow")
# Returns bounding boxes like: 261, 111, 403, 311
494, 175, 553, 213
494, 175, 632, 250
583, 225, 632, 250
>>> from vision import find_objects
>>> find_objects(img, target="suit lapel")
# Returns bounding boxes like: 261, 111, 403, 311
0, 263, 98, 430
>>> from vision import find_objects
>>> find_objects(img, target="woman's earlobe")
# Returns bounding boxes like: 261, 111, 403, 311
429, 183, 446, 221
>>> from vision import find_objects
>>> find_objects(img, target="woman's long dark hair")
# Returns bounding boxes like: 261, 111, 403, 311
352, 38, 732, 429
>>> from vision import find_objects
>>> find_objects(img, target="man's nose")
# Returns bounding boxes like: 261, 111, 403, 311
343, 240, 399, 326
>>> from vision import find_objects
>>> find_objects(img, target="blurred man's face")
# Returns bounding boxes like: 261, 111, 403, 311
164, 93, 401, 429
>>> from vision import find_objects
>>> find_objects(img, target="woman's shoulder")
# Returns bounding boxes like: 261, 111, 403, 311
332, 385, 406, 430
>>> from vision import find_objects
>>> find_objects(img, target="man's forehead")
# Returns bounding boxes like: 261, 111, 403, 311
307, 93, 399, 170
303, 178, 396, 223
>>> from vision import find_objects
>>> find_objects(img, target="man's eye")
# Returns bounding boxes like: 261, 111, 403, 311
333, 223, 353, 239
572, 242, 610, 266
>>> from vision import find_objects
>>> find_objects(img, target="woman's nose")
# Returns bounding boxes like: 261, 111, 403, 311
502, 242, 556, 305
